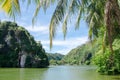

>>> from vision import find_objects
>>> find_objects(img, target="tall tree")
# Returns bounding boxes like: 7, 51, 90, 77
104, 0, 120, 66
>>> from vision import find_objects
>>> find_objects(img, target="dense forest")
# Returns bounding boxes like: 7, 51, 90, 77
62, 42, 95, 65
0, 21, 49, 68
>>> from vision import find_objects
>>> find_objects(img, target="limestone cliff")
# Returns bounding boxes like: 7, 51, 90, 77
0, 21, 49, 67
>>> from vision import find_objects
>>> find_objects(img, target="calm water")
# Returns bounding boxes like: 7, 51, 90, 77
0, 65, 120, 80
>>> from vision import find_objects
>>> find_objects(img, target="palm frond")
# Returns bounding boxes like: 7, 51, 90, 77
75, 7, 82, 30
86, 0, 105, 40
26, 0, 32, 7
32, 0, 57, 26
62, 0, 80, 39
62, 13, 68, 39
49, 0, 83, 48
1, 0, 20, 21
2, 0, 11, 13
32, 0, 41, 26
0, 0, 3, 4
68, 0, 79, 14
49, 0, 68, 49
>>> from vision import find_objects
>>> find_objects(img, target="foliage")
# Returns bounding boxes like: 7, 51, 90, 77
0, 0, 56, 23
62, 42, 96, 65
49, 59, 65, 65
92, 39, 120, 75
0, 0, 20, 21
49, 59, 57, 65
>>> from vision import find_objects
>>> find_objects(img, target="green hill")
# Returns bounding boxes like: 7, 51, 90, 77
0, 21, 49, 68
62, 42, 98, 65
46, 53, 64, 65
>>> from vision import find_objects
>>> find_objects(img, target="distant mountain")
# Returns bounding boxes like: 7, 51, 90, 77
62, 42, 97, 65
0, 21, 49, 68
46, 53, 64, 65
46, 53, 64, 61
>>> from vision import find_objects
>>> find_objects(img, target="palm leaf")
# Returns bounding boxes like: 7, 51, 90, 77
62, 0, 80, 39
1, 0, 20, 21
49, 0, 68, 49
32, 0, 57, 26
62, 13, 68, 39
49, 0, 84, 48
32, 0, 41, 26
75, 7, 82, 30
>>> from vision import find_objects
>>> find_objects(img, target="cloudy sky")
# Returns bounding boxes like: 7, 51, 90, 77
0, 1, 89, 55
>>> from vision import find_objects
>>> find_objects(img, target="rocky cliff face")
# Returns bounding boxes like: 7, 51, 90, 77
0, 21, 49, 68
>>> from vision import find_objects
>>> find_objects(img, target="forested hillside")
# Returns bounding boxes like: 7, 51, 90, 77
47, 53, 64, 65
62, 41, 98, 65
0, 21, 49, 68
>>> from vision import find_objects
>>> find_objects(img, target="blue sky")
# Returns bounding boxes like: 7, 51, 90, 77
0, 1, 89, 55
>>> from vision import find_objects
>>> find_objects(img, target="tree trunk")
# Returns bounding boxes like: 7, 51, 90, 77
105, 0, 114, 68
111, 0, 120, 29
102, 30, 107, 53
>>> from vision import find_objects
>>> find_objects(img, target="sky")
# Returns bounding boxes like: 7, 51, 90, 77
0, 1, 89, 55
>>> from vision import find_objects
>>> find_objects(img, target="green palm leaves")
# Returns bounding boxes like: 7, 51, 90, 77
0, 0, 55, 23
50, 0, 68, 48
0, 0, 20, 21
32, 0, 56, 26
49, 0, 105, 48
49, 0, 120, 53
49, 0, 80, 48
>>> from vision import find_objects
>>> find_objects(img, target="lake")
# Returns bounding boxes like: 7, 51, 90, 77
0, 65, 120, 80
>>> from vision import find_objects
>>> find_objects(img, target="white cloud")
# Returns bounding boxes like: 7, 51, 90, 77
41, 36, 88, 46
24, 25, 49, 34
41, 36, 88, 55
43, 45, 50, 50
54, 48, 72, 55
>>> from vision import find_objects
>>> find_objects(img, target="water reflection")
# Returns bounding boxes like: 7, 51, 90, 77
19, 69, 24, 80
0, 66, 120, 80
19, 68, 48, 80
42, 66, 120, 80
